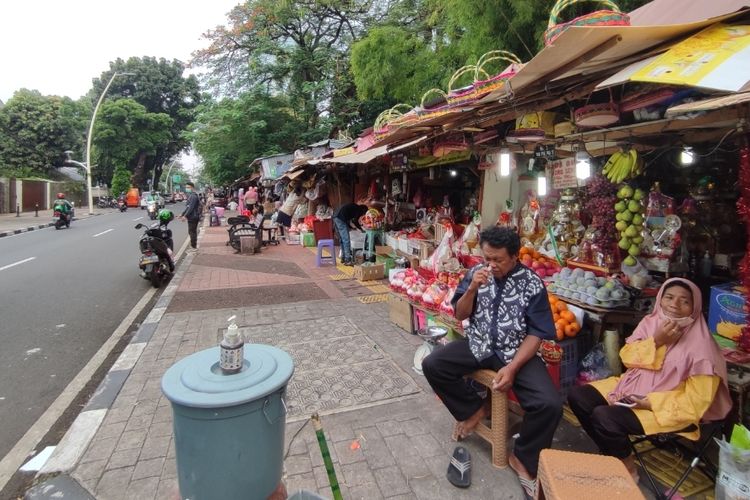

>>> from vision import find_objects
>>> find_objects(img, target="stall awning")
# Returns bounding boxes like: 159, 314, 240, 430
309, 145, 389, 165
388, 135, 429, 153
596, 23, 750, 92
281, 169, 306, 180
666, 91, 750, 116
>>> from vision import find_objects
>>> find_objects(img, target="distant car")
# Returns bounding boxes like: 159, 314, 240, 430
140, 191, 150, 209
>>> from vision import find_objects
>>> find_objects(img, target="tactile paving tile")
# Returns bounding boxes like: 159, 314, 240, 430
562, 404, 580, 427
358, 293, 390, 304
636, 446, 714, 497
328, 274, 351, 281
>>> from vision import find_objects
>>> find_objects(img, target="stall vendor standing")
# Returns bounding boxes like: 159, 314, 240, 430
333, 203, 368, 266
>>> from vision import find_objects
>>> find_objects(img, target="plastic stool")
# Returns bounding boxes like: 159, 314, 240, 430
316, 239, 336, 267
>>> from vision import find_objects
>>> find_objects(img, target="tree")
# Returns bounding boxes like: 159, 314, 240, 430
188, 89, 305, 186
93, 99, 173, 187
110, 165, 132, 198
88, 57, 201, 188
0, 89, 88, 178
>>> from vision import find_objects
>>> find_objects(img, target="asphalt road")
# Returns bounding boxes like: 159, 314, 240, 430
0, 204, 188, 459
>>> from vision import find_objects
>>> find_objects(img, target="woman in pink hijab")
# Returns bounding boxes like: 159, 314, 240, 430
568, 278, 732, 479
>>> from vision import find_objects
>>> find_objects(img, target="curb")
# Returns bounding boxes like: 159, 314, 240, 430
0, 213, 105, 238
37, 218, 206, 478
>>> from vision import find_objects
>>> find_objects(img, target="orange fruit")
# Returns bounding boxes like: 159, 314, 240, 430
555, 326, 565, 340
564, 323, 578, 337
553, 313, 560, 322
555, 319, 568, 331
561, 310, 575, 323
555, 302, 567, 313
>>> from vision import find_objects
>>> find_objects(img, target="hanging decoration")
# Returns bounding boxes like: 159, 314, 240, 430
736, 133, 750, 352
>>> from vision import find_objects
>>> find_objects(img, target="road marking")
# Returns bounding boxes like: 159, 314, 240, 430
132, 217, 143, 221
0, 257, 36, 272
92, 229, 113, 238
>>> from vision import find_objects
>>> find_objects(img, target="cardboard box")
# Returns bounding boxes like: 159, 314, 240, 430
708, 282, 747, 341
302, 231, 316, 247
389, 295, 413, 333
354, 263, 385, 281
375, 245, 393, 257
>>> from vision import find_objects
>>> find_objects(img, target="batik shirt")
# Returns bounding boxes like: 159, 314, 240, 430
451, 263, 555, 364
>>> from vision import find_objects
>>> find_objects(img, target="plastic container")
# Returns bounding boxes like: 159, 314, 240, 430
161, 345, 294, 500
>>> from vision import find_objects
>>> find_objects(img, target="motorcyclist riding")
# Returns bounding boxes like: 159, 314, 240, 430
54, 193, 73, 217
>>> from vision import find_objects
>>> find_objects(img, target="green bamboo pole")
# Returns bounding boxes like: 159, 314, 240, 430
311, 413, 343, 500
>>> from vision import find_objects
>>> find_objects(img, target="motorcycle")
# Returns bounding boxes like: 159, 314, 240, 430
146, 200, 158, 220
118, 199, 127, 212
52, 203, 73, 229
135, 221, 174, 288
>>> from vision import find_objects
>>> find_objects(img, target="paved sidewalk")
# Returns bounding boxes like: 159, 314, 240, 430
0, 208, 116, 237
23, 214, 632, 500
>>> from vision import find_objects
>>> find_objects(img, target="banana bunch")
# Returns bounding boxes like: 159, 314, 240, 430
602, 147, 643, 183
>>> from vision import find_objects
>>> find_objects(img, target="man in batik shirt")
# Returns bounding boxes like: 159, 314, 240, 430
423, 226, 561, 495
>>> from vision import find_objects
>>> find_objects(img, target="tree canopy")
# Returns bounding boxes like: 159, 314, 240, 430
0, 89, 88, 178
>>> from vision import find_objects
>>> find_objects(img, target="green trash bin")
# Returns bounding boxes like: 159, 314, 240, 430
161, 345, 294, 500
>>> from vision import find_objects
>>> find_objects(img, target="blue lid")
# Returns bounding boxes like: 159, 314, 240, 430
161, 345, 294, 408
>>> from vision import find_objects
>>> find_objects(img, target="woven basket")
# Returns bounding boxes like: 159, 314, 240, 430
574, 89, 620, 128
544, 0, 630, 46
373, 103, 417, 138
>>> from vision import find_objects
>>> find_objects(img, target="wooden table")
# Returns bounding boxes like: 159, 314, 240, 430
557, 296, 648, 343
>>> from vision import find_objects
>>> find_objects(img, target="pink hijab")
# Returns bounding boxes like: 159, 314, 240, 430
612, 278, 732, 421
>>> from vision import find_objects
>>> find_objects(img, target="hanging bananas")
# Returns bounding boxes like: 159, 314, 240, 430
602, 147, 643, 183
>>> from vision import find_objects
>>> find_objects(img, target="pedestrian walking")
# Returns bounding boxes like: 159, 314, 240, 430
180, 182, 202, 252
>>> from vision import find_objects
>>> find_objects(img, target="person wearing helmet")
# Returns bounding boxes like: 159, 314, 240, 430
53, 193, 74, 221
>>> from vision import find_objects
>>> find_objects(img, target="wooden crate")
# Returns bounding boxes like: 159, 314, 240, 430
389, 294, 413, 333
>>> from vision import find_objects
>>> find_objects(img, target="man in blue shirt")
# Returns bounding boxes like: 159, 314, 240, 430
422, 226, 561, 496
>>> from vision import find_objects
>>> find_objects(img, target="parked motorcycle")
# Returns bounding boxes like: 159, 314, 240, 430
135, 219, 174, 288
146, 200, 158, 220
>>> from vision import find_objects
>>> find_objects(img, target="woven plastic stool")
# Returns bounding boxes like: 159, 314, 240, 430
454, 369, 508, 468
316, 239, 336, 267
538, 449, 645, 500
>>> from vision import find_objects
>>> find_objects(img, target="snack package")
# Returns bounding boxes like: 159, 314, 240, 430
429, 226, 455, 273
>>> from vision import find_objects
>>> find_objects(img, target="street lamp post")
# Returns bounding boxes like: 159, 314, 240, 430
85, 71, 134, 215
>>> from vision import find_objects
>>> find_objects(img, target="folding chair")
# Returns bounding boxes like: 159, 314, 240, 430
629, 420, 725, 500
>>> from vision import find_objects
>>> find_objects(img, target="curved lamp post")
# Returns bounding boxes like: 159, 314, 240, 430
85, 71, 135, 214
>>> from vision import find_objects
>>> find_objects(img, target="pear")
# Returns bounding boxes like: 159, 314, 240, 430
617, 185, 634, 199
618, 237, 631, 250
614, 201, 627, 212
615, 213, 624, 221
620, 210, 633, 222
628, 244, 641, 256
615, 221, 628, 232
628, 200, 641, 213
624, 225, 638, 238
632, 214, 644, 225
633, 189, 645, 201
623, 255, 637, 266
632, 236, 644, 245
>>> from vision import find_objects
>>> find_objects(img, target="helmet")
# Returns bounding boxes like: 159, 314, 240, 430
158, 209, 174, 223
57, 193, 65, 199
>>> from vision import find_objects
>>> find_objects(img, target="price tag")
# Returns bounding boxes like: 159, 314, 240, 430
549, 158, 578, 189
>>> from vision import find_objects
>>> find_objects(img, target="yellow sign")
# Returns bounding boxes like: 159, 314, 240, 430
631, 24, 750, 88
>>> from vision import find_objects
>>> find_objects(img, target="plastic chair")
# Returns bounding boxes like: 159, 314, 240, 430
453, 369, 508, 468
629, 420, 725, 500
316, 239, 336, 267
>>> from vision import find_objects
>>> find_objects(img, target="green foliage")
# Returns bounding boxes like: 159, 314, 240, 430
88, 57, 201, 188
110, 165, 133, 198
0, 89, 88, 178
93, 99, 173, 185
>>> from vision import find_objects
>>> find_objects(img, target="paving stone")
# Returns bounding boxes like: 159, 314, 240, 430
103, 407, 134, 425
73, 459, 107, 481
356, 428, 393, 470
161, 457, 177, 479
124, 476, 159, 500
115, 429, 147, 451
81, 436, 118, 464
106, 448, 140, 470
332, 439, 365, 466
372, 465, 411, 497
340, 461, 376, 488
96, 421, 126, 440
285, 454, 313, 476
325, 423, 355, 443
375, 420, 403, 437
312, 465, 330, 490
111, 395, 138, 410
347, 482, 385, 500
408, 475, 448, 500
152, 405, 173, 424
95, 466, 134, 500
131, 398, 158, 418
146, 420, 173, 438
384, 434, 420, 461
156, 478, 179, 500
123, 412, 154, 432
139, 434, 171, 461
285, 472, 318, 496
25, 474, 95, 500
400, 417, 430, 437
409, 432, 446, 458
132, 456, 166, 480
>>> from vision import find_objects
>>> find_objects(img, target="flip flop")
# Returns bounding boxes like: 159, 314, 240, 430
509, 455, 537, 499
447, 446, 471, 488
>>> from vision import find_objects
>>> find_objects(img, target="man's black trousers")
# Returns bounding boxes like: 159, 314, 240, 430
422, 339, 562, 477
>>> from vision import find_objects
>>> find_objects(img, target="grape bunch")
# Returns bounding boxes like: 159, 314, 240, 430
585, 175, 617, 242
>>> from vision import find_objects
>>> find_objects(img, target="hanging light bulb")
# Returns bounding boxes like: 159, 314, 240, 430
680, 146, 695, 165
450, 169, 457, 177
575, 149, 591, 180
537, 174, 547, 196
499, 147, 511, 177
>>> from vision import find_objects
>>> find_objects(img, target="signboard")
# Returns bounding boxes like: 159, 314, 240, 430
548, 158, 578, 189
172, 174, 181, 184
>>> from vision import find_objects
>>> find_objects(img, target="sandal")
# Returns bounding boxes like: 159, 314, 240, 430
446, 446, 471, 488
509, 454, 537, 499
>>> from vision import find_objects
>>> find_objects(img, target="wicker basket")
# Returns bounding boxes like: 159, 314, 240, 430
574, 89, 620, 128
544, 0, 630, 46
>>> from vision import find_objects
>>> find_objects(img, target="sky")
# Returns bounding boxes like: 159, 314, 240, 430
1, 0, 242, 174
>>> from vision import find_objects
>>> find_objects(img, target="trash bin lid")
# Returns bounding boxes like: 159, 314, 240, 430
161, 345, 294, 408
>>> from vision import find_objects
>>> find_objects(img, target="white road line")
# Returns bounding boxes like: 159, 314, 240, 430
92, 229, 113, 238
132, 217, 143, 221
0, 257, 36, 272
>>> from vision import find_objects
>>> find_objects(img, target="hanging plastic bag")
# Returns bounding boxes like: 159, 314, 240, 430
429, 226, 454, 273
305, 182, 320, 200
576, 344, 613, 384
293, 201, 308, 220
715, 424, 750, 500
